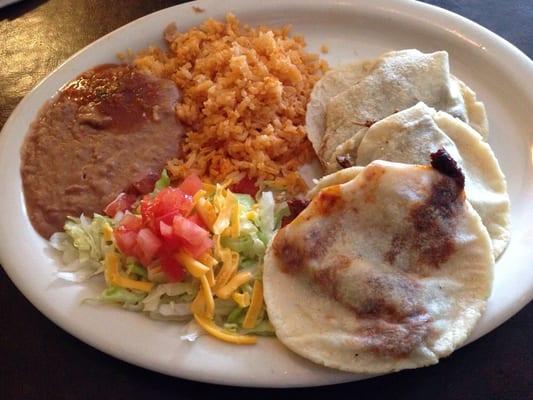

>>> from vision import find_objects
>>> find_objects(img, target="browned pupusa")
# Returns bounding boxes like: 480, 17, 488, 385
263, 160, 494, 373
353, 102, 510, 258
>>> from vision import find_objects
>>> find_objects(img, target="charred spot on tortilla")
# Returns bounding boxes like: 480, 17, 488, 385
313, 266, 433, 359
358, 311, 432, 358
390, 173, 464, 269
430, 148, 465, 189
381, 150, 467, 269
271, 228, 307, 275
358, 164, 386, 203
351, 119, 376, 127
346, 272, 429, 327
336, 153, 355, 168
384, 234, 407, 265
312, 255, 351, 297
314, 185, 343, 214
409, 170, 464, 268
272, 219, 338, 275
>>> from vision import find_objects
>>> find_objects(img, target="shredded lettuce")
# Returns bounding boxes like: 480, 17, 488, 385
51, 185, 285, 340
222, 313, 275, 336
226, 306, 245, 323
221, 235, 265, 260
156, 302, 192, 318
50, 214, 115, 282
214, 299, 239, 317
221, 192, 272, 268
142, 281, 197, 317
98, 286, 146, 306
212, 191, 279, 332
146, 264, 167, 283
240, 320, 275, 336
126, 260, 148, 279
153, 168, 170, 193
234, 193, 255, 212
274, 201, 290, 229
257, 191, 275, 244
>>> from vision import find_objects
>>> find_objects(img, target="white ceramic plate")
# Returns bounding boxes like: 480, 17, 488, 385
0, 0, 532, 388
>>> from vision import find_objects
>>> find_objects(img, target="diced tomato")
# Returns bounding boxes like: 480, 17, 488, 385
154, 211, 181, 233
140, 197, 161, 231
181, 242, 210, 259
180, 199, 194, 216
230, 176, 258, 197
159, 221, 186, 253
104, 192, 137, 217
172, 214, 213, 257
141, 187, 193, 231
172, 214, 210, 246
187, 213, 207, 230
119, 213, 143, 231
154, 188, 189, 215
113, 213, 144, 259
136, 228, 162, 264
160, 235, 183, 254
179, 174, 202, 196
159, 221, 173, 238
160, 255, 186, 282
113, 174, 213, 273
114, 229, 137, 254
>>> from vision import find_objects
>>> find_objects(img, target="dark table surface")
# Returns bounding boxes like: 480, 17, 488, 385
1, 1, 532, 399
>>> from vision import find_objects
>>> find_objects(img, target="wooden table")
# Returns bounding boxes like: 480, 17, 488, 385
1, 1, 531, 398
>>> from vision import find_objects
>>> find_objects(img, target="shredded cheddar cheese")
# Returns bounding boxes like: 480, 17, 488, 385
232, 292, 251, 308
103, 223, 114, 242
199, 253, 218, 268
242, 280, 263, 329
213, 234, 223, 259
230, 199, 240, 238
206, 267, 215, 287
213, 192, 233, 234
199, 274, 215, 318
192, 189, 207, 205
213, 250, 239, 290
175, 252, 209, 278
198, 253, 217, 287
191, 288, 207, 315
246, 211, 257, 221
201, 182, 216, 194
104, 252, 153, 293
105, 173, 271, 345
216, 271, 252, 299
196, 198, 217, 231
194, 314, 256, 345
213, 184, 226, 213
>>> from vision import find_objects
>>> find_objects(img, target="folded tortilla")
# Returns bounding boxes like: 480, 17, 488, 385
264, 160, 494, 373
305, 49, 489, 171
355, 102, 509, 258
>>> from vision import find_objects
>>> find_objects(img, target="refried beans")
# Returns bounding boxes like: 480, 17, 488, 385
21, 64, 185, 238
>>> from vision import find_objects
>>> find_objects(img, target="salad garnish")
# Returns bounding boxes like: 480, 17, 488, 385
51, 170, 286, 344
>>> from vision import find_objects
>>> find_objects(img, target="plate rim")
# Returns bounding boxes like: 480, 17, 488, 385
0, 0, 532, 388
